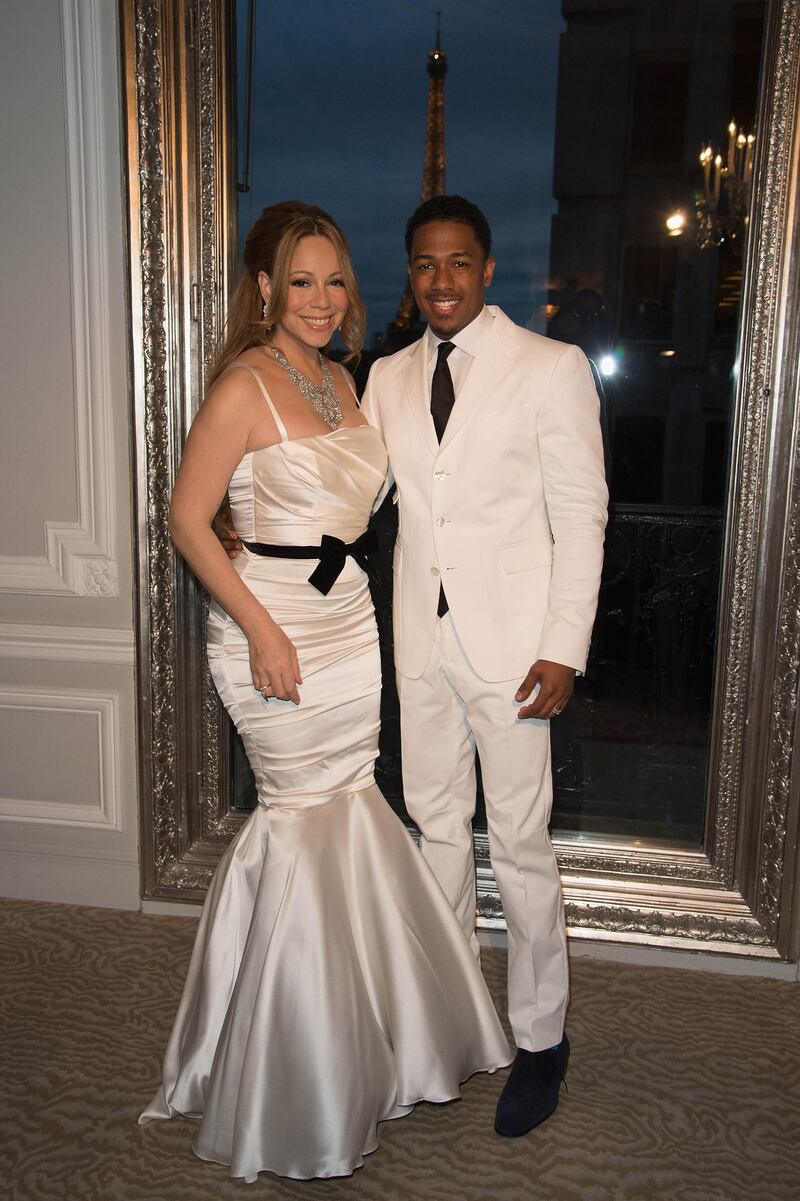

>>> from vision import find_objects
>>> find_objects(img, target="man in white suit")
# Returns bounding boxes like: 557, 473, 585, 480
361, 196, 608, 1136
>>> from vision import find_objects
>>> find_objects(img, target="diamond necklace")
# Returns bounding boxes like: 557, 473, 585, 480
269, 346, 343, 430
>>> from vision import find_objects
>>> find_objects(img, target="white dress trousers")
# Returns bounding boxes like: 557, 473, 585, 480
397, 613, 568, 1053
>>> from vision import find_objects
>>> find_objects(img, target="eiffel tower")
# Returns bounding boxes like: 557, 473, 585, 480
385, 16, 448, 349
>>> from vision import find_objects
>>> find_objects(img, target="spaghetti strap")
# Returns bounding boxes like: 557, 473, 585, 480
335, 361, 359, 401
229, 363, 289, 443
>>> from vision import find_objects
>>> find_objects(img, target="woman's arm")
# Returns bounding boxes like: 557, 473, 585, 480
169, 372, 302, 702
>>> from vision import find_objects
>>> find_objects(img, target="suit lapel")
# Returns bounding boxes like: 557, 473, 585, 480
401, 336, 439, 457
439, 317, 514, 451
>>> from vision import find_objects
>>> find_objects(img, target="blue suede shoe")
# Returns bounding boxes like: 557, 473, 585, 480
494, 1033, 570, 1137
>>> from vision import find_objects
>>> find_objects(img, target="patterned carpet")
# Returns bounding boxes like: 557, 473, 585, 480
1, 897, 798, 1201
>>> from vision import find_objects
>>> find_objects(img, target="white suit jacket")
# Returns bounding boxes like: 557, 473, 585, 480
360, 306, 608, 683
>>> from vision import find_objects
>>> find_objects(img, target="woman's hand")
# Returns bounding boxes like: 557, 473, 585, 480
212, 513, 243, 560
248, 617, 303, 704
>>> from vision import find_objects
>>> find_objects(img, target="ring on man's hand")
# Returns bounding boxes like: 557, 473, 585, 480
551, 705, 562, 717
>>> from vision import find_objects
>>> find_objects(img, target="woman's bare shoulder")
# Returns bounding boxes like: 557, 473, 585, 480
203, 351, 271, 414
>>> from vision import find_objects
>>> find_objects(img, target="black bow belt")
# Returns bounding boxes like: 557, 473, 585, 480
242, 529, 378, 595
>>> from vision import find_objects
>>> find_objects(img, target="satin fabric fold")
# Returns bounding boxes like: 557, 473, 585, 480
140, 785, 511, 1181
139, 426, 511, 1181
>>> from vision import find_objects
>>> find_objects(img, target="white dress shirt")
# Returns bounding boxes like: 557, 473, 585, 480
424, 305, 494, 398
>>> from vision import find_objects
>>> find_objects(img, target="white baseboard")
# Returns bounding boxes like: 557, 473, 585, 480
0, 844, 139, 909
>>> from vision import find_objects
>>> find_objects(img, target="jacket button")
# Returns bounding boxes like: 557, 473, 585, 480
435, 517, 446, 527
430, 566, 440, 576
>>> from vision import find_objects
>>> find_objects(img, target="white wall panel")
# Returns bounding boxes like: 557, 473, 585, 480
0, 687, 122, 830
0, 1, 139, 911
0, 0, 119, 596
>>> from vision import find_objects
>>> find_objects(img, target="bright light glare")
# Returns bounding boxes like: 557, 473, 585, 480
599, 355, 617, 377
666, 211, 686, 236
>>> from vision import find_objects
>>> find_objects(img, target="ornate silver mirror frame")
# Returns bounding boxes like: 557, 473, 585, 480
123, 0, 800, 959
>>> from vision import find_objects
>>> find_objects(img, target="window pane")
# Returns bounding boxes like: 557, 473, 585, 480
230, 0, 766, 850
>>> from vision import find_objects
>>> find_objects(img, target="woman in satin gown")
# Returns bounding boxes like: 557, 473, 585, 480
139, 201, 511, 1182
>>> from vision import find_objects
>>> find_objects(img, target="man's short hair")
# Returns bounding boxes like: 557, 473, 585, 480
405, 195, 492, 261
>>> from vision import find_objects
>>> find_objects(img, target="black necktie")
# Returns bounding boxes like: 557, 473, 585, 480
431, 341, 455, 617
430, 341, 456, 442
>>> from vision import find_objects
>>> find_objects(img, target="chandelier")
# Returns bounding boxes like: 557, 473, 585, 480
695, 122, 755, 250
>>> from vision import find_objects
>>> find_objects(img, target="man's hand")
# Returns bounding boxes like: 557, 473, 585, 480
515, 660, 575, 720
212, 500, 242, 560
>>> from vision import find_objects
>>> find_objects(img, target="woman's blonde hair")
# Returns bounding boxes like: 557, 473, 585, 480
208, 200, 366, 386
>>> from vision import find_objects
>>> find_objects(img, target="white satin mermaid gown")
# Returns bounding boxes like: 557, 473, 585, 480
139, 367, 511, 1182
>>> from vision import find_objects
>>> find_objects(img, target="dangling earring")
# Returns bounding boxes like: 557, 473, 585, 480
262, 302, 269, 321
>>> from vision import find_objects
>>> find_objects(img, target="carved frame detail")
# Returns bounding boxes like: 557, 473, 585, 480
124, 0, 800, 957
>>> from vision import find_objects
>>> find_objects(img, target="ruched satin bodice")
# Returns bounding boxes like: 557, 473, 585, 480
140, 418, 510, 1182
229, 425, 387, 546
212, 426, 389, 691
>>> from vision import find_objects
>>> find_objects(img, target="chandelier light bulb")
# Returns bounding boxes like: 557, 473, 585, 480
697, 120, 755, 250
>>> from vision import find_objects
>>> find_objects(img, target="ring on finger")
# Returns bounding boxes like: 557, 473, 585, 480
551, 705, 562, 717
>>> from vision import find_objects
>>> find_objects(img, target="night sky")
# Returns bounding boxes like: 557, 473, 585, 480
236, 0, 565, 342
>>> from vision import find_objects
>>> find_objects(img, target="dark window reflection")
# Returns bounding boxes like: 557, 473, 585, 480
629, 63, 690, 167
545, 0, 764, 844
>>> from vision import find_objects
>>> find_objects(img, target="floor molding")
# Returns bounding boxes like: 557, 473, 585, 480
0, 845, 139, 910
